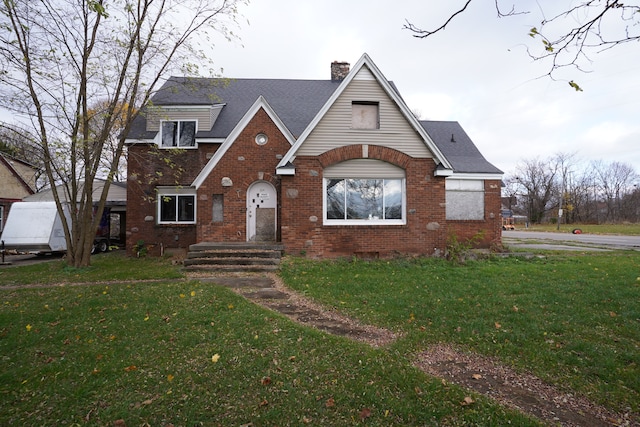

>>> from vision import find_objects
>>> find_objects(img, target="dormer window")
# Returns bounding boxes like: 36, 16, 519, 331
351, 101, 379, 129
161, 120, 196, 148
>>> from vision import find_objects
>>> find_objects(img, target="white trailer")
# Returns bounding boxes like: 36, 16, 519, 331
0, 202, 71, 253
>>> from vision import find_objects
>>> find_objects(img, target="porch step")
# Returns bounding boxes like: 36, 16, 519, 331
183, 242, 284, 273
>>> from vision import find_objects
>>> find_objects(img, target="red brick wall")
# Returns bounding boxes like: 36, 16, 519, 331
196, 108, 290, 242
281, 145, 449, 258
125, 144, 215, 256
126, 108, 292, 254
126, 116, 502, 258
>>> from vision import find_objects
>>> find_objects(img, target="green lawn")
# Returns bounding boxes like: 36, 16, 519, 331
1, 251, 638, 425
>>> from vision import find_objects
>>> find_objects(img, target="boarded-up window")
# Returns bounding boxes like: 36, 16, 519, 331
212, 194, 223, 223
446, 179, 484, 220
351, 102, 379, 129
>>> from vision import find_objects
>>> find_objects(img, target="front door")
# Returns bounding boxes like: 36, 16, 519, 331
246, 181, 277, 242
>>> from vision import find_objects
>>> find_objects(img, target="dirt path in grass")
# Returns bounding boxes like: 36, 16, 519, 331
194, 272, 635, 427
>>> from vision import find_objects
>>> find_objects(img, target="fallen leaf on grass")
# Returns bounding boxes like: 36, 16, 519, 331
359, 408, 372, 420
261, 376, 272, 386
124, 365, 137, 372
211, 354, 220, 363
609, 311, 617, 317
259, 399, 269, 407
494, 322, 501, 329
325, 397, 335, 408
460, 396, 475, 406
472, 374, 482, 380
26, 324, 32, 332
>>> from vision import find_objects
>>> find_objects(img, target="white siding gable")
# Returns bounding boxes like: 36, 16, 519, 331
296, 66, 432, 158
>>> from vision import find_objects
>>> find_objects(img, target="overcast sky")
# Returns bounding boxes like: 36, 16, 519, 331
206, 0, 640, 176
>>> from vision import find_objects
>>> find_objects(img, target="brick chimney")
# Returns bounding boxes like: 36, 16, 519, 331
331, 61, 350, 81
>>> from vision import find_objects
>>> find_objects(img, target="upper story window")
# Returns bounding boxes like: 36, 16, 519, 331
351, 101, 379, 129
161, 120, 196, 148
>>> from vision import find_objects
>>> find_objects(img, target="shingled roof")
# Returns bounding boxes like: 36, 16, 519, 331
128, 76, 501, 176
128, 77, 340, 140
420, 121, 503, 175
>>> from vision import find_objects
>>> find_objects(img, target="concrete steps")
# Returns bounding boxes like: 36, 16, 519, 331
183, 242, 284, 273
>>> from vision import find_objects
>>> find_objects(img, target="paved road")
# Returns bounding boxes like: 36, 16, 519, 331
503, 230, 640, 251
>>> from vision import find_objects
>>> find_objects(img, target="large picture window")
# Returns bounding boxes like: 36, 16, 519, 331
161, 120, 196, 148
157, 191, 196, 224
325, 178, 404, 224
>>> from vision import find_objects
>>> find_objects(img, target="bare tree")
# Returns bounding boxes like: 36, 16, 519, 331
510, 156, 560, 224
0, 0, 245, 267
592, 160, 638, 222
405, 1, 640, 89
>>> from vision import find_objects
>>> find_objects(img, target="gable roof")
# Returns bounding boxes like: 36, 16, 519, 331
191, 96, 296, 189
126, 54, 502, 179
0, 152, 37, 197
275, 53, 452, 171
421, 121, 503, 176
127, 78, 340, 141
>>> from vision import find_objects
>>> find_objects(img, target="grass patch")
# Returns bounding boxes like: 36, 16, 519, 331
280, 253, 640, 415
0, 251, 182, 286
2, 250, 638, 425
0, 274, 537, 426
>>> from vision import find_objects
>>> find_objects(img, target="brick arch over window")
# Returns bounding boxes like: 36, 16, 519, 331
318, 145, 413, 170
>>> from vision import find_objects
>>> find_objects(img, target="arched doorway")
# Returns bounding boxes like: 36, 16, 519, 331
246, 181, 277, 242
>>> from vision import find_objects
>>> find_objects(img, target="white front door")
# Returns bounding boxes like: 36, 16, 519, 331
246, 181, 277, 242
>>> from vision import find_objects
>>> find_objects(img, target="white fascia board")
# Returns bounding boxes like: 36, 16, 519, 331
192, 96, 296, 189
124, 138, 153, 145
153, 104, 224, 111
434, 168, 454, 177
276, 53, 453, 170
447, 172, 504, 180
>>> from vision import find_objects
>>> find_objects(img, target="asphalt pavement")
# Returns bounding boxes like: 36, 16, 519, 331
502, 230, 640, 251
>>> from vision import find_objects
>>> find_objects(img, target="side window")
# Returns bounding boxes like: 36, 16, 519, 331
446, 179, 485, 220
351, 102, 379, 129
158, 193, 196, 224
161, 120, 196, 148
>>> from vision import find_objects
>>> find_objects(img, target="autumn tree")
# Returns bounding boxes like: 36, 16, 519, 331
0, 0, 245, 267
405, 1, 640, 89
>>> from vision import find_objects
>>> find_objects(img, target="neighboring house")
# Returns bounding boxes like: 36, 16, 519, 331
23, 179, 128, 245
125, 53, 503, 258
0, 152, 38, 234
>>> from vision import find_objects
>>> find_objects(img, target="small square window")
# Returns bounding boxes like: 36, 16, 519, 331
352, 102, 379, 129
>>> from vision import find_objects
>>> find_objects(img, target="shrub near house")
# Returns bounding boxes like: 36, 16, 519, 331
125, 54, 503, 258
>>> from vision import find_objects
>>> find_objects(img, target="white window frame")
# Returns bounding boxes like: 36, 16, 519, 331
159, 120, 197, 148
0, 205, 3, 232
157, 188, 197, 224
323, 177, 406, 225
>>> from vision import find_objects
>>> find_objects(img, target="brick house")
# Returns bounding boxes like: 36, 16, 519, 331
0, 152, 38, 235
125, 53, 503, 258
